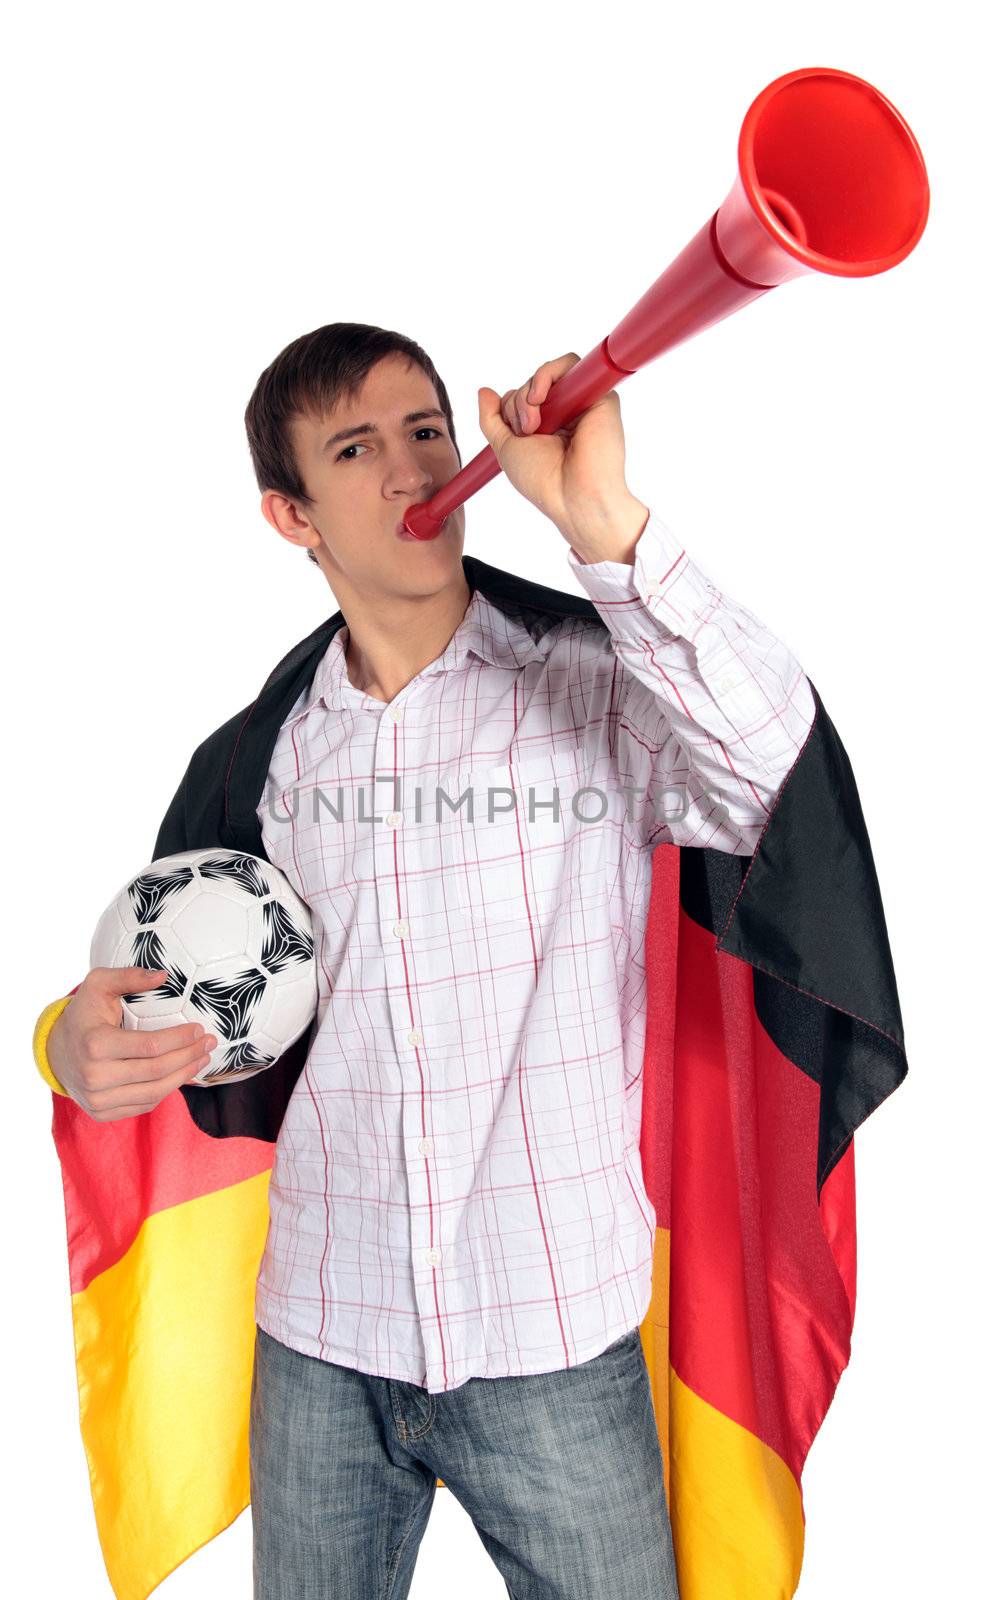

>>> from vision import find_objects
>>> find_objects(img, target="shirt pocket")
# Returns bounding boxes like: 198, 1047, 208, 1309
469, 746, 589, 833
452, 747, 609, 946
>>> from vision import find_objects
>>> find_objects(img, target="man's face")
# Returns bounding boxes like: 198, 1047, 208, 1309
263, 352, 467, 595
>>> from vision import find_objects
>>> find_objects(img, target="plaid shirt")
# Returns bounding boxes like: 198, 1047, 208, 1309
253, 510, 815, 1392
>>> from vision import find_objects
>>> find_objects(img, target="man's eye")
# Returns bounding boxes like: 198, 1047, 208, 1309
336, 427, 442, 462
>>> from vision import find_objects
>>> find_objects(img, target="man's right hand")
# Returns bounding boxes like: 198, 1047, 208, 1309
48, 967, 217, 1122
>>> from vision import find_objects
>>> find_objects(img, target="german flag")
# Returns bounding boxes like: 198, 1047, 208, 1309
38, 575, 905, 1600
636, 678, 905, 1594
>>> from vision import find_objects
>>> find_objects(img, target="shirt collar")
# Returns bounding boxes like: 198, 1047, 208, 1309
294, 584, 553, 718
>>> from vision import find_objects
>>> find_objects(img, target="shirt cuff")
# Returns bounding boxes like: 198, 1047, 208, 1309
566, 509, 718, 644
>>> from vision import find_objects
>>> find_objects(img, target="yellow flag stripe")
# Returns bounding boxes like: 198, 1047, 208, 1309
640, 1226, 805, 1599
666, 1371, 805, 1599
71, 1170, 271, 1600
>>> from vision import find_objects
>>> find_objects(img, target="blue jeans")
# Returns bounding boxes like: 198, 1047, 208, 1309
249, 1322, 680, 1599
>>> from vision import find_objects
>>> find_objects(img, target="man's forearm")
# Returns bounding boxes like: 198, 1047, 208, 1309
556, 492, 651, 567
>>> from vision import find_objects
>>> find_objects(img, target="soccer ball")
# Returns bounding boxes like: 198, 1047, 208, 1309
90, 848, 318, 1086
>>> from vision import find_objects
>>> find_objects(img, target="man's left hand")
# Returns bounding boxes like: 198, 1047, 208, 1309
477, 352, 649, 564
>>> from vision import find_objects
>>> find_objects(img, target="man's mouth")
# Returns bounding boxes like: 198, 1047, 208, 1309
396, 508, 435, 539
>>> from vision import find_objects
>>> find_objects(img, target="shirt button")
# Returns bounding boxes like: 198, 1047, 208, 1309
424, 1248, 441, 1266
393, 919, 409, 938
386, 811, 402, 827
646, 577, 662, 597
407, 1027, 423, 1046
717, 677, 735, 694
418, 1137, 433, 1155
388, 706, 404, 722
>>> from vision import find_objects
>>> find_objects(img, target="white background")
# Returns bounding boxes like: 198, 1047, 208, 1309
5, 1, 985, 1595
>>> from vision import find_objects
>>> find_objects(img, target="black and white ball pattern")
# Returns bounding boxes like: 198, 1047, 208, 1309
90, 848, 318, 1085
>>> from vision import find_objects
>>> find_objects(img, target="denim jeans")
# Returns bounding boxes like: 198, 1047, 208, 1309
249, 1322, 679, 1599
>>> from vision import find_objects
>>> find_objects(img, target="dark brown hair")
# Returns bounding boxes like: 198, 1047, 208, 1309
244, 322, 462, 564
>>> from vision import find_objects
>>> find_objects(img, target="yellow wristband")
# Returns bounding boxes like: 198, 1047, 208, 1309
33, 993, 76, 1096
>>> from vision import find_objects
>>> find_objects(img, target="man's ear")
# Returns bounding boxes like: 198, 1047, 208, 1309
261, 491, 322, 557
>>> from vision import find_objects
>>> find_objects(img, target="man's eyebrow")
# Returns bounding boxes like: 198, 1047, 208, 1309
321, 409, 446, 452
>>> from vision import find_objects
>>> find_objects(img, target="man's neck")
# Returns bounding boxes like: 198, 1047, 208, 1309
337, 569, 473, 705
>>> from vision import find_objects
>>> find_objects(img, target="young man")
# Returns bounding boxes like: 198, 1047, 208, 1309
39, 321, 820, 1598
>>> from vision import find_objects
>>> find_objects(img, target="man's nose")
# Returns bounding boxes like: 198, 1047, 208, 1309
386, 450, 432, 488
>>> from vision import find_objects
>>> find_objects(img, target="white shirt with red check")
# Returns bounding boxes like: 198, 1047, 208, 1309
252, 510, 815, 1392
